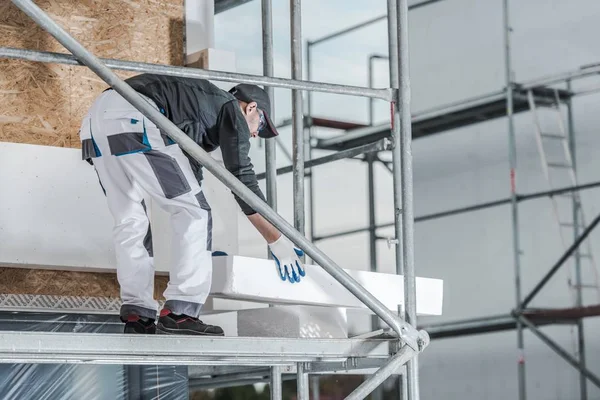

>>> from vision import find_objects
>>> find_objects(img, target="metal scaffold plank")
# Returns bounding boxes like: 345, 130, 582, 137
314, 87, 571, 151
0, 331, 393, 366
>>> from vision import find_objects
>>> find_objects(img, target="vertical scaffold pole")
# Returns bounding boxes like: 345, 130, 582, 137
262, 0, 277, 213
390, 0, 420, 398
503, 1, 526, 399
270, 366, 283, 400
290, 0, 305, 235
367, 54, 380, 334
262, 0, 276, 311
567, 79, 587, 400
297, 363, 309, 400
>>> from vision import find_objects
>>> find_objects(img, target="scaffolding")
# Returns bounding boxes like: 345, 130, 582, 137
0, 0, 431, 399
299, 1, 600, 400
4, 0, 600, 398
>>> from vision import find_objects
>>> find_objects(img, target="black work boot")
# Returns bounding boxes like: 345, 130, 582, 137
156, 309, 224, 336
123, 315, 157, 334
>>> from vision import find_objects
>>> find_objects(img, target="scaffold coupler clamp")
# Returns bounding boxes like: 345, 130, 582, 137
392, 327, 430, 355
397, 321, 430, 353
418, 329, 431, 351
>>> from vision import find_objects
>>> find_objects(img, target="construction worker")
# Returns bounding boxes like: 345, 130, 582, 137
79, 74, 306, 335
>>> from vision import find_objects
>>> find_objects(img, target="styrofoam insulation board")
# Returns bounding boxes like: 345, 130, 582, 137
0, 141, 243, 273
211, 256, 443, 316
0, 142, 119, 272
236, 305, 348, 339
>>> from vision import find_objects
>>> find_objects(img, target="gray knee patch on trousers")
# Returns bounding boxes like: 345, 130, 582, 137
144, 150, 191, 199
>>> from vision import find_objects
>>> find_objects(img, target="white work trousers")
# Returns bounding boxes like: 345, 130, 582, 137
80, 89, 212, 319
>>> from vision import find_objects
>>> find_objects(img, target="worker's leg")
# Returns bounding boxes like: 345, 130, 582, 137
85, 89, 219, 335
94, 157, 159, 320
120, 147, 223, 335
118, 145, 213, 317
81, 96, 158, 322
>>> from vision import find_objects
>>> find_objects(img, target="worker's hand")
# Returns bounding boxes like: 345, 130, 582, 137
268, 235, 306, 283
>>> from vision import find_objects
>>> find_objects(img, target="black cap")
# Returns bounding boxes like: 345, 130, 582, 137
229, 84, 279, 138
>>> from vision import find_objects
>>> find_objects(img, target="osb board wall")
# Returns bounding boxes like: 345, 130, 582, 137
0, 0, 184, 148
0, 0, 183, 301
0, 268, 169, 299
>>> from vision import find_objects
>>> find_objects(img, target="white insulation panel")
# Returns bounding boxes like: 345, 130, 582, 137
212, 256, 443, 316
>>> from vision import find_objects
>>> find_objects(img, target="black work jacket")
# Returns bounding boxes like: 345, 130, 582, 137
125, 73, 265, 215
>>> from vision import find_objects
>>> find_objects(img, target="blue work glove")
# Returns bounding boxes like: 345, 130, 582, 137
268, 235, 306, 283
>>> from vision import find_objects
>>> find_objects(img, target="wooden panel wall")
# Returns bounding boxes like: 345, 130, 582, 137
0, 0, 183, 301
0, 0, 184, 148
0, 268, 169, 299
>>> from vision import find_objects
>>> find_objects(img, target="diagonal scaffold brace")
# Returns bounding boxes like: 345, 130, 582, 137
346, 345, 416, 400
9, 0, 429, 359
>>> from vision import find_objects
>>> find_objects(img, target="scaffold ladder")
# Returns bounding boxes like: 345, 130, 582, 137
527, 89, 600, 305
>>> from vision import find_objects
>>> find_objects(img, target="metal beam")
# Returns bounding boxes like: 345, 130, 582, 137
256, 140, 388, 180
0, 47, 392, 101
10, 0, 425, 350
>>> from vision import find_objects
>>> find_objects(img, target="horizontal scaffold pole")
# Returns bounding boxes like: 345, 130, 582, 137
0, 46, 392, 101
